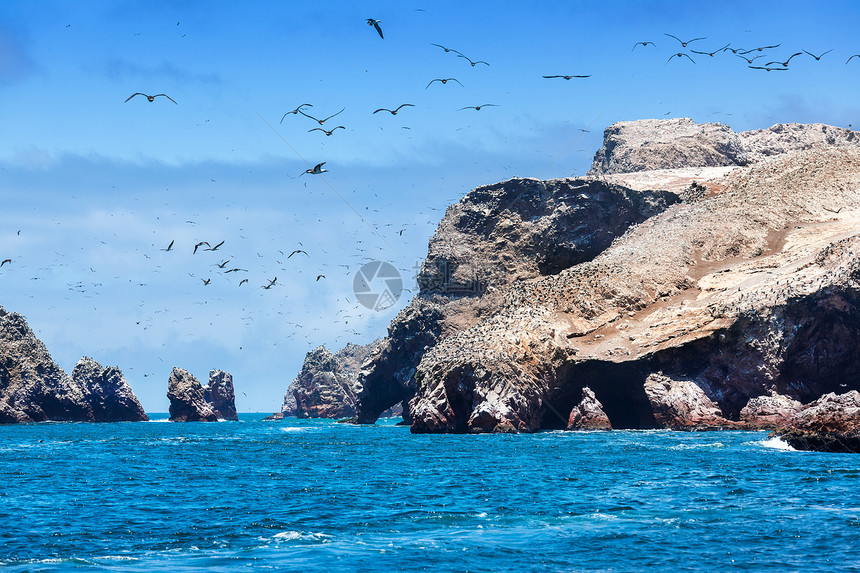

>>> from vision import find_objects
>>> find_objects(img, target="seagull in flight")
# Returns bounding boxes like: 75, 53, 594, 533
309, 126, 345, 136
373, 104, 414, 115
263, 277, 278, 289
301, 163, 327, 176
543, 74, 590, 79
458, 104, 498, 111
367, 18, 383, 39
664, 34, 705, 48
281, 104, 312, 123
692, 43, 730, 57
316, 274, 326, 281
288, 249, 309, 258
201, 278, 211, 285
0, 259, 11, 267
162, 240, 175, 252
430, 43, 461, 54
457, 54, 489, 67
239, 278, 248, 286
205, 240, 225, 251
193, 241, 210, 254
847, 54, 860, 64
299, 108, 345, 125
765, 52, 802, 67
741, 44, 780, 53
803, 49, 832, 61
749, 65, 788, 71
632, 41, 657, 50
125, 93, 177, 104
667, 52, 696, 64
426, 78, 463, 88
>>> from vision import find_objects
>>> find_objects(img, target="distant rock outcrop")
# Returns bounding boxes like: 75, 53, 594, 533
588, 118, 858, 175
567, 387, 611, 430
771, 392, 860, 453
168, 368, 238, 422
0, 305, 148, 423
281, 340, 384, 419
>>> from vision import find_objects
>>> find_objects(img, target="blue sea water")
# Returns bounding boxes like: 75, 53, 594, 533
1, 416, 859, 572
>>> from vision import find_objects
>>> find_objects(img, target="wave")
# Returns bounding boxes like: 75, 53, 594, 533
759, 436, 796, 451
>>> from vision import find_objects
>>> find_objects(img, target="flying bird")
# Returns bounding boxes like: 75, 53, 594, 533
803, 49, 833, 61
316, 275, 326, 281
373, 104, 414, 115
457, 104, 498, 111
367, 18, 383, 39
225, 268, 247, 273
543, 75, 590, 79
667, 52, 696, 64
125, 93, 177, 104
193, 241, 210, 254
205, 240, 225, 251
216, 260, 230, 268
847, 54, 860, 64
238, 279, 248, 286
0, 259, 11, 267
765, 52, 802, 67
201, 278, 211, 285
691, 43, 730, 57
430, 43, 461, 54
301, 163, 327, 176
309, 126, 345, 136
281, 104, 312, 123
664, 34, 706, 47
162, 240, 175, 252
749, 65, 788, 71
288, 249, 309, 258
299, 108, 345, 125
632, 41, 657, 50
741, 44, 780, 53
736, 54, 765, 64
457, 54, 489, 67
263, 277, 277, 289
426, 78, 463, 88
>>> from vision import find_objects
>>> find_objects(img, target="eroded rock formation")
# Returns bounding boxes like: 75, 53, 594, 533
771, 392, 860, 453
0, 305, 148, 423
168, 368, 238, 422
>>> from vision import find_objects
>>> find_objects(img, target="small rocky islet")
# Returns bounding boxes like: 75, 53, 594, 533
3, 118, 860, 452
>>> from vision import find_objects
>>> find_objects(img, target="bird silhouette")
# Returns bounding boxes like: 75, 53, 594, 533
281, 104, 312, 123
457, 104, 498, 111
0, 259, 11, 267
749, 65, 788, 71
632, 41, 657, 50
162, 240, 175, 252
309, 126, 345, 136
263, 277, 277, 289
288, 249, 309, 258
543, 75, 590, 79
193, 241, 210, 254
664, 34, 705, 47
301, 163, 327, 176
765, 52, 802, 67
430, 43, 461, 54
316, 274, 326, 281
125, 93, 177, 104
847, 54, 860, 64
691, 43, 730, 57
667, 52, 696, 64
367, 18, 383, 39
216, 260, 230, 268
373, 104, 414, 115
426, 78, 463, 88
741, 44, 780, 53
205, 240, 225, 251
299, 108, 345, 125
201, 278, 211, 285
736, 54, 765, 64
803, 49, 832, 60
239, 278, 248, 286
457, 54, 489, 66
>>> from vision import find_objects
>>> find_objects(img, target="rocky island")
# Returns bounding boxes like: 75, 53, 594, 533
168, 367, 238, 422
284, 119, 860, 449
0, 304, 148, 423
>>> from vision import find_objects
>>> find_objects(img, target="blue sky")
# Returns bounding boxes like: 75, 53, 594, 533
1, 1, 859, 413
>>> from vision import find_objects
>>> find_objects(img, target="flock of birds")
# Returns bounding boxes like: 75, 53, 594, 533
642, 33, 860, 71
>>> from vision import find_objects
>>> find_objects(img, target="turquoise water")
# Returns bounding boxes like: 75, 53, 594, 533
2, 415, 859, 572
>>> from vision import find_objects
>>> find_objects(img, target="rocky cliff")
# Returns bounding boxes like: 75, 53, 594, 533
0, 305, 148, 423
319, 118, 860, 444
167, 368, 238, 422
588, 118, 858, 175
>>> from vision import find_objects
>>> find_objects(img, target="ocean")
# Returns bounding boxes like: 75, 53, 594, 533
1, 415, 859, 572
